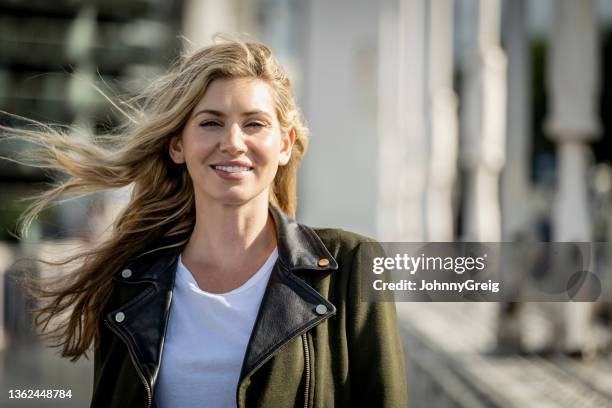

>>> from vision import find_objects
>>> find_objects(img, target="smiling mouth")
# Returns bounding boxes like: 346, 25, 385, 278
211, 165, 253, 173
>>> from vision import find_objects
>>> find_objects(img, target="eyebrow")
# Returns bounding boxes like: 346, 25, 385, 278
193, 109, 272, 119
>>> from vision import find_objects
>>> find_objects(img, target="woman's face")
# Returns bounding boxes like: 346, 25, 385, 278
170, 77, 295, 209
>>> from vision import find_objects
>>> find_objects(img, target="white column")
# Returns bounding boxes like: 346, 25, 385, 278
545, 0, 600, 353
0, 244, 14, 350
256, 0, 303, 113
460, 0, 507, 242
377, 0, 428, 241
181, 0, 258, 50
424, 0, 458, 241
299, 0, 380, 237
63, 5, 99, 238
502, 0, 532, 241
257, 0, 292, 65
496, 0, 531, 353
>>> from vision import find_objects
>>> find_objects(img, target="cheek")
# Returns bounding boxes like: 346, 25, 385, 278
183, 136, 215, 159
253, 133, 282, 160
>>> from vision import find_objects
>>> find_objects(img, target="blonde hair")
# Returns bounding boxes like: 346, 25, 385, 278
1, 40, 309, 360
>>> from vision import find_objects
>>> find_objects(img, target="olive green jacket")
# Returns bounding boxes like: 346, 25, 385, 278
91, 206, 408, 407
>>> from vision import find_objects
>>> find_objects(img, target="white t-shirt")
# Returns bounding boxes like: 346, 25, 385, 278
154, 248, 278, 408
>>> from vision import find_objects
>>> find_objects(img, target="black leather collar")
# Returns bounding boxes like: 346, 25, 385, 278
106, 205, 339, 395
114, 205, 338, 281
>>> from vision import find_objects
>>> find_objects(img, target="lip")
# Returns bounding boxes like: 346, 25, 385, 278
209, 160, 254, 180
210, 160, 253, 168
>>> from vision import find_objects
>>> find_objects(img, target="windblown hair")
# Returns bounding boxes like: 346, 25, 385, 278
1, 39, 309, 360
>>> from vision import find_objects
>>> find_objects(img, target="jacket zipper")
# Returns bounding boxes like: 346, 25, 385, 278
105, 319, 153, 408
302, 333, 311, 408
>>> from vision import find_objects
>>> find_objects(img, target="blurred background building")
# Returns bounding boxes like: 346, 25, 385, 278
0, 0, 611, 406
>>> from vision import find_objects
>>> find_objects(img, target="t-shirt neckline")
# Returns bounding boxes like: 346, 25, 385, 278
177, 247, 278, 296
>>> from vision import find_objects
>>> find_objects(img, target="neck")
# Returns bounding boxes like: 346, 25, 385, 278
182, 194, 276, 271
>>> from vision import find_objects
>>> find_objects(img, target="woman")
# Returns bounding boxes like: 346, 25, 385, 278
12, 40, 407, 407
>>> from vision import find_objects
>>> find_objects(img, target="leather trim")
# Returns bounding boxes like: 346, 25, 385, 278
238, 261, 336, 383
107, 253, 179, 391
269, 206, 338, 272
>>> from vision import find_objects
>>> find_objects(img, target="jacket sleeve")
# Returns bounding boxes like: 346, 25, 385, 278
346, 241, 408, 407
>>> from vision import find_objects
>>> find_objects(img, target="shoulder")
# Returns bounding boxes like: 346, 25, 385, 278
312, 226, 373, 247
309, 227, 381, 264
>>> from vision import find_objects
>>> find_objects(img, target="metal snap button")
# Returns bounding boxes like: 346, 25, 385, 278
115, 312, 126, 323
315, 304, 327, 315
121, 269, 132, 278
317, 258, 330, 267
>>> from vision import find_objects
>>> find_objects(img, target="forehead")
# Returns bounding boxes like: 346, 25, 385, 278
194, 77, 276, 114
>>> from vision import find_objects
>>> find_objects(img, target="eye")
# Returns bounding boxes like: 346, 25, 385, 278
199, 120, 222, 128
246, 121, 267, 129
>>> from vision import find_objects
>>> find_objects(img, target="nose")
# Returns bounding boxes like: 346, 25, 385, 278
219, 123, 247, 155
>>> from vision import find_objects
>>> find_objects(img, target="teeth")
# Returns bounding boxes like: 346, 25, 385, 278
214, 165, 251, 173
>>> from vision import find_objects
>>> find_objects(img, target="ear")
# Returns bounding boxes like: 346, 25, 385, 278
278, 128, 296, 166
169, 134, 186, 164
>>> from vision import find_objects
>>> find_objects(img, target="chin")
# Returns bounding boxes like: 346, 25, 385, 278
218, 196, 253, 206
195, 183, 270, 208
208, 191, 262, 207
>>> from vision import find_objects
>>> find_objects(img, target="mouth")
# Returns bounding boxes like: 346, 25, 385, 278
210, 165, 254, 174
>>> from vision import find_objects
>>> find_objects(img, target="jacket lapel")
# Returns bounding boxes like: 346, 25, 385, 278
239, 207, 339, 381
238, 261, 335, 381
105, 247, 181, 390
